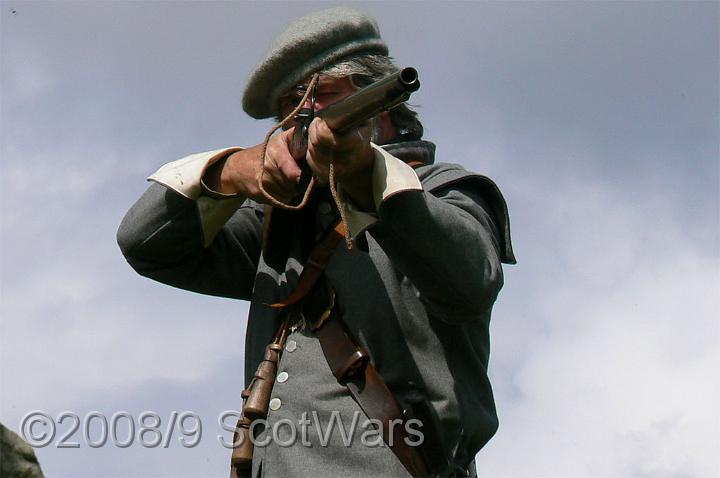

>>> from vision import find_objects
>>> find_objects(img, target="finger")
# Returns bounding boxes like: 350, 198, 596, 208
266, 154, 300, 197
305, 125, 332, 169
267, 135, 302, 183
308, 117, 371, 155
305, 145, 330, 182
307, 118, 340, 151
262, 160, 297, 202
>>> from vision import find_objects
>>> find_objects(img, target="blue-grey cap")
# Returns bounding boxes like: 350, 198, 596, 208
242, 6, 389, 119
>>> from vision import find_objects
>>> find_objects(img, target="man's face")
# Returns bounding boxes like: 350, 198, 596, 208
278, 73, 396, 144
278, 75, 357, 120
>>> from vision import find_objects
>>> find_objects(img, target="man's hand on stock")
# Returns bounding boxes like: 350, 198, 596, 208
306, 117, 375, 211
204, 128, 303, 204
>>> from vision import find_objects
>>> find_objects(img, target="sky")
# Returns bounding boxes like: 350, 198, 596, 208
1, 1, 718, 477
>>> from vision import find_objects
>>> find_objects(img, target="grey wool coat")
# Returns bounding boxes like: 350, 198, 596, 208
117, 140, 515, 477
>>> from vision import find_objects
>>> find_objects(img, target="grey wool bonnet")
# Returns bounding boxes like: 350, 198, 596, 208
242, 6, 389, 119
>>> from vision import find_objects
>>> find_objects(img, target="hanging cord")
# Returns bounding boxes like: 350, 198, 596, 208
257, 72, 354, 249
328, 154, 353, 250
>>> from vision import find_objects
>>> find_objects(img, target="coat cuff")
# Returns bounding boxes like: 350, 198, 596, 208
148, 147, 243, 199
148, 147, 245, 246
339, 143, 423, 238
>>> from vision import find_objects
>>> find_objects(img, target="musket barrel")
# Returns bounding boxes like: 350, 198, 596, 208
317, 67, 419, 133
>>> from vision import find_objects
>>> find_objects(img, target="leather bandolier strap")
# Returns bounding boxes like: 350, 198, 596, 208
315, 310, 430, 478
269, 220, 347, 309
286, 217, 431, 477
230, 220, 350, 478
233, 158, 435, 477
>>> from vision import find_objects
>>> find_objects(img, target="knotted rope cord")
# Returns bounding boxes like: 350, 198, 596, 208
328, 154, 353, 250
257, 72, 354, 249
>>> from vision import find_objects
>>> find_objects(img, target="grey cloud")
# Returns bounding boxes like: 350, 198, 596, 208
1, 2, 717, 477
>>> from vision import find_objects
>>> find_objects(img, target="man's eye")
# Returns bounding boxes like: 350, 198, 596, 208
281, 97, 302, 108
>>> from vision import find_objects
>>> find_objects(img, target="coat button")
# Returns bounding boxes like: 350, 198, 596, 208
269, 398, 281, 411
277, 372, 289, 383
286, 340, 297, 352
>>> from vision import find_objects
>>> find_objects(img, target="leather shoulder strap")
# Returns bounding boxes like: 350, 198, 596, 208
268, 221, 346, 308
316, 314, 430, 478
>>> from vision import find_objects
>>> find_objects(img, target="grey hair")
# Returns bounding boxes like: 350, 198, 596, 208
276, 54, 423, 142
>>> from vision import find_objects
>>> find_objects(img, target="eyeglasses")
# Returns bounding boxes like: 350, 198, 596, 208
279, 81, 317, 120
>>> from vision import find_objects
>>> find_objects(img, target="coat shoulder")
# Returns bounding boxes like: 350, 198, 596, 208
415, 162, 517, 265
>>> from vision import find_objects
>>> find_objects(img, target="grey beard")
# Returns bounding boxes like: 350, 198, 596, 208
370, 117, 384, 145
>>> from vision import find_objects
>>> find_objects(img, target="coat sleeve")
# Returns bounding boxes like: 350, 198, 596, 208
116, 181, 263, 300
367, 178, 505, 324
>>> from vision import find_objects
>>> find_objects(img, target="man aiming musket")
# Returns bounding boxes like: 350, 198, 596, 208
118, 7, 515, 478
